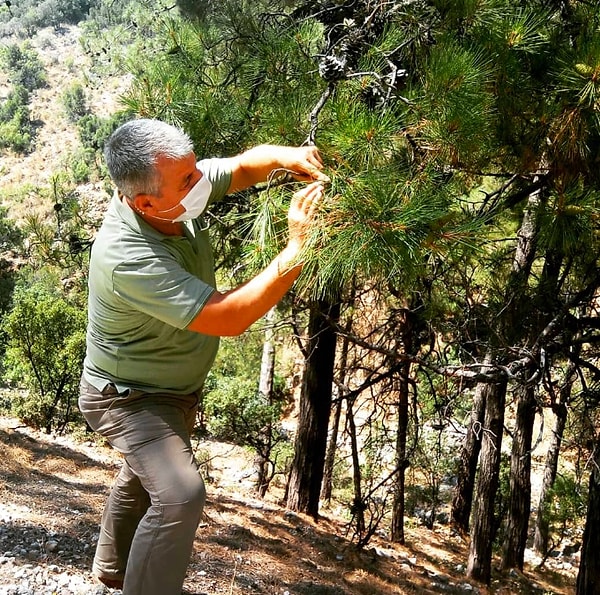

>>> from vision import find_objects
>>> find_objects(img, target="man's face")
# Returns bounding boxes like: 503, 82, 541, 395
149, 152, 202, 219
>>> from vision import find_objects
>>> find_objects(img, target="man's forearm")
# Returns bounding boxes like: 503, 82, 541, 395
227, 145, 290, 192
186, 244, 302, 337
227, 145, 327, 193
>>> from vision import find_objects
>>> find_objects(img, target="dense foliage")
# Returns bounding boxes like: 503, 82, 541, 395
0, 42, 47, 153
0, 0, 96, 37
1, 273, 86, 434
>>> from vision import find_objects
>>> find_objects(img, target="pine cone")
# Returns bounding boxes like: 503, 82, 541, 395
340, 28, 366, 67
360, 81, 384, 110
318, 54, 348, 81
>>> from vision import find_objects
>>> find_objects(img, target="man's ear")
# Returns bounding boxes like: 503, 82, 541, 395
130, 193, 155, 214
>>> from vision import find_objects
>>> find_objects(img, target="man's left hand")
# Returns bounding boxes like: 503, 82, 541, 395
281, 146, 330, 183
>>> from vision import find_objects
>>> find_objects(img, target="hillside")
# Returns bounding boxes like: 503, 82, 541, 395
0, 24, 127, 220
0, 414, 577, 595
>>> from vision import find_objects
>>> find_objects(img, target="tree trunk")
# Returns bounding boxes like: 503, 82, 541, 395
258, 307, 276, 397
468, 172, 542, 582
450, 351, 492, 533
467, 375, 508, 584
321, 397, 342, 502
347, 396, 365, 537
287, 298, 340, 518
391, 365, 410, 544
321, 313, 353, 502
532, 261, 573, 555
256, 308, 276, 496
533, 392, 570, 554
577, 438, 600, 595
390, 301, 424, 545
501, 384, 537, 570
500, 185, 560, 567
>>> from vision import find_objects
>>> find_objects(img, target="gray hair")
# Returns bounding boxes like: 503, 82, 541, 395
104, 118, 194, 198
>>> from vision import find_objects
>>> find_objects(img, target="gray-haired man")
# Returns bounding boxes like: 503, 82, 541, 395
79, 118, 327, 594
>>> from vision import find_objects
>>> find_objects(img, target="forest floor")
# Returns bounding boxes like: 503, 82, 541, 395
0, 414, 577, 595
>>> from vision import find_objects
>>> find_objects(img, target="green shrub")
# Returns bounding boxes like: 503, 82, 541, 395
1, 42, 47, 92
77, 111, 132, 152
541, 473, 586, 553
0, 0, 98, 36
1, 272, 87, 434
201, 331, 292, 493
0, 112, 34, 153
0, 205, 22, 324
0, 85, 36, 153
0, 85, 30, 121
61, 83, 90, 123
204, 377, 279, 442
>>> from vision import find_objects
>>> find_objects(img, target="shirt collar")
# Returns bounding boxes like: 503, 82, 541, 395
111, 189, 172, 242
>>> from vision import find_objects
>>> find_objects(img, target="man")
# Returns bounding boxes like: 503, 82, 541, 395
79, 118, 327, 595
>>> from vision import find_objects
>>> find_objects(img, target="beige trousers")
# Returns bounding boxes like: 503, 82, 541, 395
79, 377, 205, 595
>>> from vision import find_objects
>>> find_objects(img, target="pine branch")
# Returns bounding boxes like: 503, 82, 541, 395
306, 81, 335, 145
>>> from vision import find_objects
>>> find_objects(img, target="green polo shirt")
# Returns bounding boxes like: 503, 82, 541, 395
83, 158, 232, 395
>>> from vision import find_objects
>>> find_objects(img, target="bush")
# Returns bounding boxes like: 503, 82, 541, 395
0, 56, 39, 154
66, 148, 95, 183
202, 331, 292, 494
1, 272, 87, 434
0, 0, 98, 36
60, 83, 90, 123
0, 205, 23, 323
1, 42, 47, 92
0, 110, 34, 153
541, 473, 586, 554
205, 377, 280, 442
0, 205, 23, 254
77, 111, 132, 152
61, 82, 90, 123
0, 85, 35, 153
0, 85, 30, 120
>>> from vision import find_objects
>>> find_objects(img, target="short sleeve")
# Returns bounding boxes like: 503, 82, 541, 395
197, 157, 232, 209
112, 255, 215, 329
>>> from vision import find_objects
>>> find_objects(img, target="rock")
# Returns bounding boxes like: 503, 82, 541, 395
44, 540, 59, 553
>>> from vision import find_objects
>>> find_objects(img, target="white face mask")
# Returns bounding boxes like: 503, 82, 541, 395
153, 174, 212, 223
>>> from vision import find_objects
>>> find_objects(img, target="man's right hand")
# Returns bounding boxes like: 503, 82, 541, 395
287, 181, 324, 251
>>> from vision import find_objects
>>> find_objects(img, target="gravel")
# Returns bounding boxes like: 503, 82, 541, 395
0, 504, 119, 595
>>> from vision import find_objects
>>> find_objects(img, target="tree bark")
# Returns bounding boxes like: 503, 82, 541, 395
450, 351, 491, 533
390, 302, 424, 544
321, 397, 342, 502
532, 258, 573, 554
321, 313, 353, 502
391, 365, 410, 544
577, 438, 600, 595
501, 384, 537, 570
533, 394, 569, 554
256, 308, 276, 496
347, 395, 365, 536
467, 375, 508, 584
287, 298, 340, 518
468, 172, 542, 582
258, 307, 276, 398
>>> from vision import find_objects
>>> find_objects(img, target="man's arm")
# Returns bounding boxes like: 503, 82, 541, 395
186, 181, 324, 336
225, 144, 329, 193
